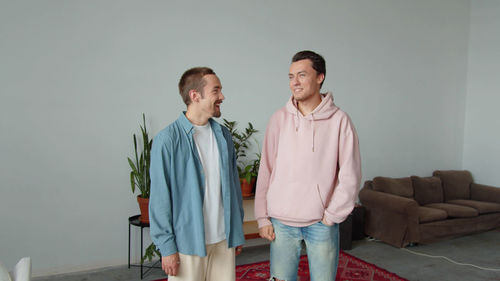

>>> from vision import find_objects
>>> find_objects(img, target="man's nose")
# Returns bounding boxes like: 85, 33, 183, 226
219, 92, 225, 101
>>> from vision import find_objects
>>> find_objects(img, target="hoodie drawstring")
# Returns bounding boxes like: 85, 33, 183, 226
295, 108, 300, 132
295, 107, 316, 152
311, 113, 315, 152
287, 93, 338, 153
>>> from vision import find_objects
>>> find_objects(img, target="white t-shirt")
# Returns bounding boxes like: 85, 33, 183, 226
193, 122, 226, 244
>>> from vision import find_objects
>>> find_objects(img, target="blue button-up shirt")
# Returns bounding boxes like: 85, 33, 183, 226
149, 112, 245, 257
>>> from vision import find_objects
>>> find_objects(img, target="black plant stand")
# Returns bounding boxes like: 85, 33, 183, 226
128, 215, 161, 279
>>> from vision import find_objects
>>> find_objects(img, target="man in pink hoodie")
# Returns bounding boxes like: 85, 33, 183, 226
254, 50, 362, 281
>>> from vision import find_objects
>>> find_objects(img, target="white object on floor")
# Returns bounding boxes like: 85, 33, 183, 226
0, 261, 12, 281
0, 257, 31, 281
402, 248, 500, 272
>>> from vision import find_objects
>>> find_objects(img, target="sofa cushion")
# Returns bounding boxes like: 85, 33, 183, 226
418, 206, 448, 223
447, 199, 500, 214
372, 177, 413, 198
425, 203, 478, 218
432, 170, 472, 201
411, 176, 443, 205
470, 183, 500, 204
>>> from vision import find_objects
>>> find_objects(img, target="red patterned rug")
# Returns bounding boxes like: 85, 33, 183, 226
153, 251, 408, 281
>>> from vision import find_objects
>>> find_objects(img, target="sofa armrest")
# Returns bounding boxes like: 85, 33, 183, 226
471, 183, 500, 204
359, 188, 419, 215
359, 188, 420, 247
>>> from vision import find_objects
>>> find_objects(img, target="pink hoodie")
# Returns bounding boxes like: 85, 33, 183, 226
254, 92, 361, 228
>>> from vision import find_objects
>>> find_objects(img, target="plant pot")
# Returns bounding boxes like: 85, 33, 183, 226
137, 196, 150, 223
240, 178, 256, 197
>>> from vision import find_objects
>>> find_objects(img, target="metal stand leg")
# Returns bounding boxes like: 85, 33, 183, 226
141, 226, 144, 279
128, 223, 131, 268
128, 216, 160, 280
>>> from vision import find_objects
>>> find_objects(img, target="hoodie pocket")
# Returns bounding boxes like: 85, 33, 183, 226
267, 180, 325, 223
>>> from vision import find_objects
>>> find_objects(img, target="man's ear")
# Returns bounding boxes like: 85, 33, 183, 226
189, 90, 200, 103
317, 73, 325, 85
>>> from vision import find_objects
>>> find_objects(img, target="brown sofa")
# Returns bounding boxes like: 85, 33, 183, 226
359, 170, 500, 247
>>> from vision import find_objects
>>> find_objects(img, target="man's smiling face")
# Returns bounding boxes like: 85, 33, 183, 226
288, 59, 324, 102
199, 74, 224, 118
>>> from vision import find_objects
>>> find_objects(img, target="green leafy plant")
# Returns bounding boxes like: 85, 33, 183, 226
142, 242, 161, 264
252, 153, 261, 175
222, 119, 258, 160
241, 153, 261, 183
222, 118, 259, 179
128, 113, 152, 198
241, 164, 257, 184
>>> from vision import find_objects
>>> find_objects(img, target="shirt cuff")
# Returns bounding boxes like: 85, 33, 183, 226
158, 240, 178, 257
322, 211, 346, 225
257, 218, 272, 228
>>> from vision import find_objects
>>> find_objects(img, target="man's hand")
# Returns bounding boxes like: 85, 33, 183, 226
259, 225, 275, 241
235, 245, 243, 256
162, 253, 180, 276
321, 217, 333, 226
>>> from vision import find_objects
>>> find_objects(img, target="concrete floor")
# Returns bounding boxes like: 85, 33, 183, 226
33, 229, 500, 281
347, 229, 500, 281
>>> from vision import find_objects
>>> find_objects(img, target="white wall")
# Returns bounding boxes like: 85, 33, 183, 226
463, 0, 500, 186
0, 0, 470, 276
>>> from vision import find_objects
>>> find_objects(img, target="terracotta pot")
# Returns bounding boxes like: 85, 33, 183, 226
137, 196, 150, 223
240, 178, 256, 197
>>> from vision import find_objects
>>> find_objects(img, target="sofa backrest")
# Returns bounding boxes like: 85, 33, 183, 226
411, 176, 444, 205
432, 170, 472, 201
372, 176, 413, 198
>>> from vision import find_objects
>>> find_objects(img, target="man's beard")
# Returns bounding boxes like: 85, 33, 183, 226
213, 102, 222, 117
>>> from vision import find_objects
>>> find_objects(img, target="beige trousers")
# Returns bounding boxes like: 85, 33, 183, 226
168, 240, 236, 281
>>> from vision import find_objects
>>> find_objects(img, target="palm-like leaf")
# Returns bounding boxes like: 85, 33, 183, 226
128, 113, 152, 198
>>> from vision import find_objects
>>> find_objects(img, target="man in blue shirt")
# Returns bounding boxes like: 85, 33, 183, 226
149, 67, 245, 281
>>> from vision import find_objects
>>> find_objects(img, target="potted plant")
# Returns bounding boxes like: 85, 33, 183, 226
240, 164, 257, 197
223, 119, 259, 197
128, 113, 152, 223
128, 114, 159, 264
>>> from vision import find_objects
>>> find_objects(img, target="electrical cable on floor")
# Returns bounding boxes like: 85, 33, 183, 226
401, 248, 500, 272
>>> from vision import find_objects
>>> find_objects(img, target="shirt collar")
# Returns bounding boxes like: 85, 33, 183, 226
178, 111, 194, 134
178, 111, 222, 135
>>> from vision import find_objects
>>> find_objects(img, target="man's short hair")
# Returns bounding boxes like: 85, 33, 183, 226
178, 67, 216, 105
292, 50, 326, 87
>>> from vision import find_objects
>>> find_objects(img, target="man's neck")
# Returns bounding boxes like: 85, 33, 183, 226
297, 93, 322, 116
185, 108, 210, 126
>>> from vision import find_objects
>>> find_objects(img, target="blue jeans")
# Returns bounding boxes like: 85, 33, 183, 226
270, 218, 339, 281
